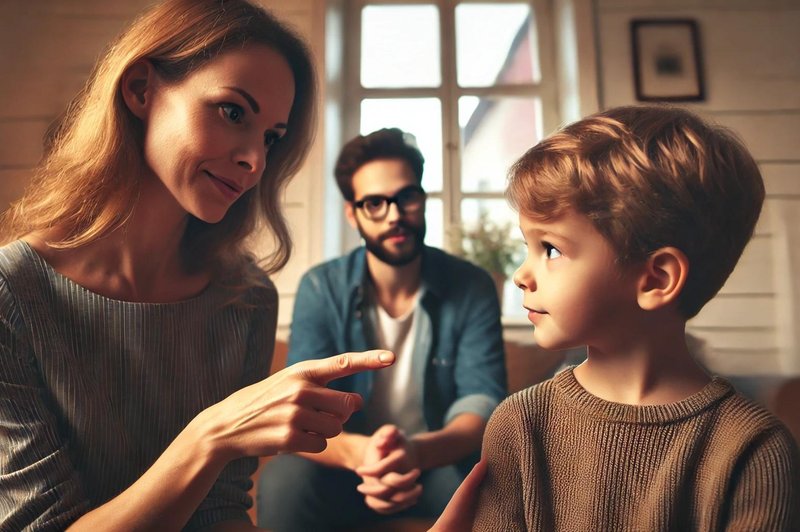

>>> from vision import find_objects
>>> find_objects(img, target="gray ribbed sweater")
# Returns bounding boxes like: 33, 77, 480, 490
474, 367, 800, 531
0, 241, 276, 531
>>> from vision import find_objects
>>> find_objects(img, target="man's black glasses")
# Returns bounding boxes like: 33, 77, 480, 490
352, 185, 427, 221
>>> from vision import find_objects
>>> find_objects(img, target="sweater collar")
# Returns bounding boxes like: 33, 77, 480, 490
554, 366, 735, 424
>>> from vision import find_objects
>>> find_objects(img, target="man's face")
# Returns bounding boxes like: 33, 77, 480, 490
347, 158, 426, 266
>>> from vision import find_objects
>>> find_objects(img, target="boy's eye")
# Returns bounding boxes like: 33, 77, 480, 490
543, 242, 562, 259
220, 103, 245, 123
264, 130, 283, 148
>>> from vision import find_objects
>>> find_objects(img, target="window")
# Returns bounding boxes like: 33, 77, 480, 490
344, 0, 558, 317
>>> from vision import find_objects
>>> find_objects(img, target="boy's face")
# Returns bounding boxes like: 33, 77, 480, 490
513, 210, 641, 351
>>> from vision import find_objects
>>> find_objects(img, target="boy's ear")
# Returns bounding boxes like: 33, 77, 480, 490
636, 247, 689, 311
121, 60, 156, 119
344, 201, 358, 230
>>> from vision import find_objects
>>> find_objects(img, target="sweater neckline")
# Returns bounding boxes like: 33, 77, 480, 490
13, 239, 220, 308
554, 366, 734, 424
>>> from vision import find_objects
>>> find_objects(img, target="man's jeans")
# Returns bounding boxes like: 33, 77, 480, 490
257, 454, 463, 531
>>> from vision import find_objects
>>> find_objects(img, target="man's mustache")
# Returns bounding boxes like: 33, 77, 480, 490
379, 223, 419, 241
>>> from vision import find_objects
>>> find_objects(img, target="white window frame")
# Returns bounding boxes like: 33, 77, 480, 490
341, 0, 560, 252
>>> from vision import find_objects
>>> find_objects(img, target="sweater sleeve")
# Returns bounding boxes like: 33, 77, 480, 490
724, 425, 800, 531
186, 278, 278, 530
473, 395, 527, 531
0, 278, 90, 530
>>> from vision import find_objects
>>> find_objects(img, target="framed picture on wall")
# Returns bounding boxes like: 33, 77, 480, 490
631, 19, 705, 102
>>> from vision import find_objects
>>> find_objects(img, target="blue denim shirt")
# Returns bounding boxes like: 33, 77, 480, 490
287, 246, 507, 434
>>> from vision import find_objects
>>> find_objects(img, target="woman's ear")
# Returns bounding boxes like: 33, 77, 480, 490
636, 247, 689, 311
121, 60, 156, 119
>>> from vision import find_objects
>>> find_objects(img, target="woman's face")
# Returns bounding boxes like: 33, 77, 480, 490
139, 44, 296, 223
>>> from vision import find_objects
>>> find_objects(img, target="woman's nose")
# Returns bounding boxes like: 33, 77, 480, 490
235, 139, 266, 175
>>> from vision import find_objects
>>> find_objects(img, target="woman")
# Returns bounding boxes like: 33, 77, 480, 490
0, 1, 392, 530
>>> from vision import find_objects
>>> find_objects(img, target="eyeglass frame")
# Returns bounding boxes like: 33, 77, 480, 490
351, 184, 427, 221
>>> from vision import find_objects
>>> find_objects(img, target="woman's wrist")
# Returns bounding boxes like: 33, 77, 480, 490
184, 405, 236, 469
345, 433, 370, 470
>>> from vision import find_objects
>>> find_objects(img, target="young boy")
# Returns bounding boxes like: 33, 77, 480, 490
473, 105, 799, 530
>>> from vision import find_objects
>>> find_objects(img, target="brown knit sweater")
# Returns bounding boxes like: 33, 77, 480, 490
474, 367, 800, 531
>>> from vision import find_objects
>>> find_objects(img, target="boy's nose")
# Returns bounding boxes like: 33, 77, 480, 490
513, 264, 535, 291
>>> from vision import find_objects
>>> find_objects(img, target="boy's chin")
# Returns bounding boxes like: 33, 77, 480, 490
532, 330, 579, 352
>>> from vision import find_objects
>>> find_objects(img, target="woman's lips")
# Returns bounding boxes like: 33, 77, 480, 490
205, 171, 243, 199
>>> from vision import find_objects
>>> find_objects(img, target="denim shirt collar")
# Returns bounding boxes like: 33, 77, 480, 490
347, 246, 445, 308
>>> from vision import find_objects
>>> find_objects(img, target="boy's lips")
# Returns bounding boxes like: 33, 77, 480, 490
524, 306, 547, 325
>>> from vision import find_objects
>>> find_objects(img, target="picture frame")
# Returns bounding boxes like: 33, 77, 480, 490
630, 19, 705, 102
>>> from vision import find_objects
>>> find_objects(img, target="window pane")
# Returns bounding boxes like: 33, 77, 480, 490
424, 197, 443, 249
460, 199, 526, 318
361, 5, 441, 88
360, 98, 443, 192
455, 3, 538, 87
460, 96, 542, 193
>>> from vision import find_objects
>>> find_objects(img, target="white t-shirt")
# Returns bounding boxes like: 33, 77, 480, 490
363, 287, 427, 436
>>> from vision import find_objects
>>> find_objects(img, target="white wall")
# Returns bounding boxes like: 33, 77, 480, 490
0, 0, 327, 336
253, 0, 327, 333
593, 0, 800, 375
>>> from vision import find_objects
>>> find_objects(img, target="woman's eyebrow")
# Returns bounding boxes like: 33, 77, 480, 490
225, 86, 261, 113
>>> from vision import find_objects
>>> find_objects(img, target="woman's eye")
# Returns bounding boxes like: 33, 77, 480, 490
220, 103, 245, 123
264, 130, 283, 148
543, 242, 562, 259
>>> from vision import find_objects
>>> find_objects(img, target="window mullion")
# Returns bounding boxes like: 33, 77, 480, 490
440, 0, 460, 251
530, 0, 559, 134
344, 0, 364, 143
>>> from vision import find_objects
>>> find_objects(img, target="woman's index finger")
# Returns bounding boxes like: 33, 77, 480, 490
297, 350, 395, 385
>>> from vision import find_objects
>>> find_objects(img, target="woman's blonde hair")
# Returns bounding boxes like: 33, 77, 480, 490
1, 0, 316, 281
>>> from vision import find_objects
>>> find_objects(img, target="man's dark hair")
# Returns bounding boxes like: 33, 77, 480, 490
334, 128, 425, 201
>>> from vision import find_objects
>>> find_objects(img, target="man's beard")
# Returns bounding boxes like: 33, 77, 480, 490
358, 220, 426, 267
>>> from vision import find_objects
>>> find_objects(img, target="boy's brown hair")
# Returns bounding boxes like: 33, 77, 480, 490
507, 105, 764, 318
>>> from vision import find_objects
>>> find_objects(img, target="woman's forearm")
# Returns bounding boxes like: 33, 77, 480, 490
64, 351, 393, 530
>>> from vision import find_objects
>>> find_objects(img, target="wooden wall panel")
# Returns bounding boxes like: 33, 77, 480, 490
762, 163, 800, 198
0, 120, 50, 168
721, 236, 773, 295
709, 113, 800, 163
595, 0, 800, 375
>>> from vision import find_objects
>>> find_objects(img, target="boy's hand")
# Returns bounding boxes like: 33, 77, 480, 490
429, 458, 487, 532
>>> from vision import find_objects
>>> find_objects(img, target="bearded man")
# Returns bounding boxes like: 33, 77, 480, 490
257, 128, 506, 531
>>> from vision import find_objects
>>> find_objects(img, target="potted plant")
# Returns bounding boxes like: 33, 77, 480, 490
450, 211, 522, 307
